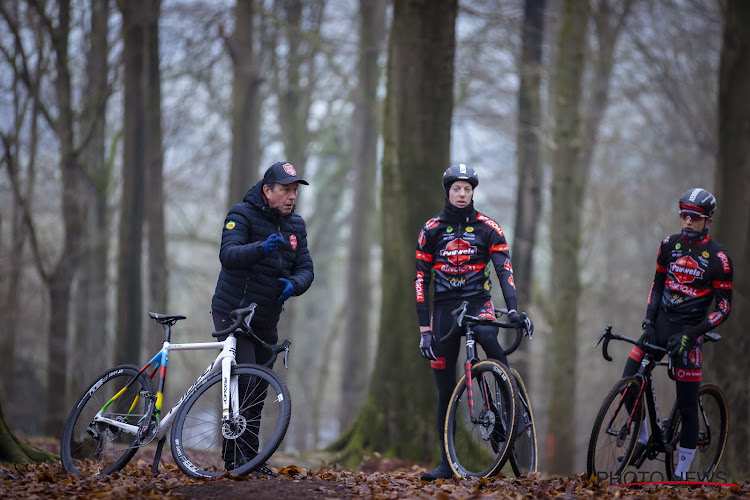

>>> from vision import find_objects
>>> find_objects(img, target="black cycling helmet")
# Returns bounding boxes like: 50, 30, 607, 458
442, 164, 479, 191
679, 188, 716, 217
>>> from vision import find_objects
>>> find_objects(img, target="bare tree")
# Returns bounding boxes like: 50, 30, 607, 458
115, 0, 160, 365
706, 0, 750, 479
146, 0, 167, 350
73, 0, 112, 390
511, 0, 545, 379
331, 0, 458, 465
338, 0, 386, 430
226, 0, 262, 208
544, 0, 590, 475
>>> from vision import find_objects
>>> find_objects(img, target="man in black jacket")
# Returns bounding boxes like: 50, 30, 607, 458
211, 161, 314, 474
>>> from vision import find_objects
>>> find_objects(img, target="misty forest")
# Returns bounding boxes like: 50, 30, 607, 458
1, 0, 749, 483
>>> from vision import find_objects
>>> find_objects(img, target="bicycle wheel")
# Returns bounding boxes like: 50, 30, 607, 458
507, 368, 537, 476
444, 359, 518, 478
666, 384, 728, 481
171, 363, 291, 478
586, 376, 645, 481
61, 364, 154, 476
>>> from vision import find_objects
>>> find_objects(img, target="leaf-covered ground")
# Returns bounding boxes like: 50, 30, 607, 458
3, 437, 748, 499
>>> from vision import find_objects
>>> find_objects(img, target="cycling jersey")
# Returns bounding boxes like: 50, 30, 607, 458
415, 204, 517, 327
645, 231, 733, 337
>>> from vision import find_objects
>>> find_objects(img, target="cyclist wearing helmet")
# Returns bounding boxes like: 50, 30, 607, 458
622, 188, 733, 480
415, 164, 533, 480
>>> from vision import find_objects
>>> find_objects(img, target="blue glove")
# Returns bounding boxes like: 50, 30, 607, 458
420, 331, 436, 360
262, 234, 285, 254
278, 278, 294, 303
667, 333, 693, 358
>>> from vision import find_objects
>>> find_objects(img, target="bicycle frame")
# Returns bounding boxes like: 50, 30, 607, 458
91, 334, 241, 446
623, 353, 682, 468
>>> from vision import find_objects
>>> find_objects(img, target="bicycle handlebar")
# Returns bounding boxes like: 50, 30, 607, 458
441, 300, 530, 356
211, 303, 292, 368
594, 324, 721, 381
594, 324, 669, 362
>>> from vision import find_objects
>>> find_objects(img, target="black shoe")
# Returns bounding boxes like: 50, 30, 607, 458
253, 463, 277, 478
617, 442, 646, 463
420, 463, 453, 481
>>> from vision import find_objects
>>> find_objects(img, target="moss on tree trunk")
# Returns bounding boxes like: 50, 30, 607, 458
0, 401, 59, 465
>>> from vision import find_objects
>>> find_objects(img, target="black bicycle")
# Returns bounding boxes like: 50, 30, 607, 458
586, 325, 728, 483
442, 300, 536, 478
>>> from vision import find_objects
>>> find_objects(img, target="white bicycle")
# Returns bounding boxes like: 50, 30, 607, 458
60, 303, 291, 478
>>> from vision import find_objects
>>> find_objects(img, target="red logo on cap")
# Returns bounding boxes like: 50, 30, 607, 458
283, 163, 296, 176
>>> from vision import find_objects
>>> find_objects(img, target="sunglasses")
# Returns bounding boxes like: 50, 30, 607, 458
679, 210, 708, 222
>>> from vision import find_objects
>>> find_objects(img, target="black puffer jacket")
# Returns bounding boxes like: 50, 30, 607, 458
211, 180, 314, 333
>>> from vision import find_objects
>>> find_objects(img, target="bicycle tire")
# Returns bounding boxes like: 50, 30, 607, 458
171, 363, 291, 478
507, 368, 537, 476
586, 376, 644, 481
666, 384, 728, 481
61, 364, 155, 476
444, 359, 518, 478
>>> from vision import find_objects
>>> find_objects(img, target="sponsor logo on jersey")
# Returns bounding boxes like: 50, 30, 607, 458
504, 259, 513, 272
479, 300, 495, 319
718, 298, 730, 315
717, 251, 730, 273
425, 218, 440, 230
446, 226, 454, 233
675, 368, 701, 382
449, 275, 467, 288
418, 230, 426, 248
477, 213, 504, 237
415, 271, 425, 302
225, 221, 236, 230
665, 279, 710, 297
702, 251, 710, 258
670, 256, 704, 283
466, 226, 474, 233
435, 263, 486, 274
290, 234, 298, 250
708, 312, 721, 326
441, 239, 477, 265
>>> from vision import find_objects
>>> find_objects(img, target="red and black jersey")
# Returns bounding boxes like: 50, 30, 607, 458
415, 209, 517, 327
646, 232, 733, 335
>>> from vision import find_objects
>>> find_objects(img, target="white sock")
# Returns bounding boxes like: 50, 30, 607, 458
637, 419, 649, 445
674, 446, 696, 479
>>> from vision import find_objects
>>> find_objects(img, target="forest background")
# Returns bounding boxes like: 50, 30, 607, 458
0, 0, 748, 480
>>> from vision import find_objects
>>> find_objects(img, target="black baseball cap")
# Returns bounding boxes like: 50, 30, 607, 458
263, 161, 309, 186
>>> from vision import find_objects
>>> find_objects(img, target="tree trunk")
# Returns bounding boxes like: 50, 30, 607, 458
338, 0, 386, 431
74, 0, 111, 393
510, 0, 545, 381
44, 0, 87, 437
706, 0, 750, 479
331, 0, 458, 465
227, 0, 262, 209
0, 400, 58, 464
145, 0, 167, 357
544, 0, 590, 475
115, 0, 152, 365
272, 0, 324, 451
